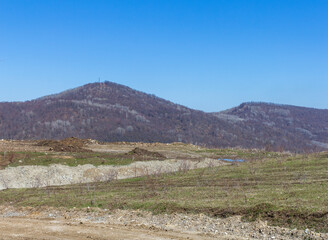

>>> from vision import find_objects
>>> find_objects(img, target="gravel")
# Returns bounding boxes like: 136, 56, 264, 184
0, 206, 326, 240
0, 158, 225, 190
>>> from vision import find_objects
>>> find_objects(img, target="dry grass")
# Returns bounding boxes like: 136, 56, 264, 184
0, 152, 327, 231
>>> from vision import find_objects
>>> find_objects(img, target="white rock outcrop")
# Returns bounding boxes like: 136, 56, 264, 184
0, 158, 224, 190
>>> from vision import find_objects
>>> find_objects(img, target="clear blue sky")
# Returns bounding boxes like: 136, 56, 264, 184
1, 0, 327, 112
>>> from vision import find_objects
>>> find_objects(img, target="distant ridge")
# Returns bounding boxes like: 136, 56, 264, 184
0, 81, 327, 152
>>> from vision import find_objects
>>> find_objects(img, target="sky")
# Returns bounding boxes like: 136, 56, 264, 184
0, 0, 327, 112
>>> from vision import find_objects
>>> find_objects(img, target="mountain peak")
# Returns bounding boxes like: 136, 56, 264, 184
37, 81, 131, 100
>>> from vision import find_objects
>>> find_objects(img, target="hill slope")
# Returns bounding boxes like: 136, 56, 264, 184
0, 82, 234, 146
212, 102, 328, 152
0, 82, 327, 152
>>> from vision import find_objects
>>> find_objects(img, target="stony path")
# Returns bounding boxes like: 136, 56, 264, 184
0, 217, 224, 240
0, 206, 327, 240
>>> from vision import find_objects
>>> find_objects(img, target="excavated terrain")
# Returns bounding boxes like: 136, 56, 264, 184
0, 139, 225, 190
0, 139, 327, 239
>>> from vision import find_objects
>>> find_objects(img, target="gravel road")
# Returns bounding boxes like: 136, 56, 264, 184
0, 206, 326, 240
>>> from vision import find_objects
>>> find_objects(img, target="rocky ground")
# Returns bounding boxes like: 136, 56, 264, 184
0, 158, 225, 190
0, 139, 230, 190
0, 206, 326, 240
1, 140, 326, 239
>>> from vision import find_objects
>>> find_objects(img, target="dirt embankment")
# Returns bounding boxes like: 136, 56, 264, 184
0, 158, 224, 190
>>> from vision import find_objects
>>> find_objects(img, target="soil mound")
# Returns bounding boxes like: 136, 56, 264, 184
126, 148, 166, 160
36, 137, 92, 152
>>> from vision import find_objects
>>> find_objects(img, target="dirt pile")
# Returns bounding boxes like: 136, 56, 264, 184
0, 153, 13, 170
125, 147, 166, 160
36, 137, 92, 152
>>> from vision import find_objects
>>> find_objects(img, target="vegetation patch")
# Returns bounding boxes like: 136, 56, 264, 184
0, 151, 136, 167
1, 152, 327, 231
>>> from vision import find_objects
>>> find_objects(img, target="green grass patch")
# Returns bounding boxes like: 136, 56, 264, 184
195, 148, 284, 160
1, 151, 135, 167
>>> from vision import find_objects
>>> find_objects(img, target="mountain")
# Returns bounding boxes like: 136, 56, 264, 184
212, 102, 328, 152
0, 81, 327, 152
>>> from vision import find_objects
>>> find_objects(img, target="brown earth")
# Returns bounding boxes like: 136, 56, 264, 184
36, 137, 93, 152
0, 217, 223, 240
0, 206, 326, 240
125, 147, 166, 160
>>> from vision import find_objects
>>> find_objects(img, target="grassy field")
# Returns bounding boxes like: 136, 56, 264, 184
0, 151, 139, 168
0, 147, 285, 168
0, 151, 327, 232
195, 147, 283, 160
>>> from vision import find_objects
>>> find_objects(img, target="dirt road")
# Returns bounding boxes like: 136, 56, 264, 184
0, 217, 240, 240
0, 206, 326, 240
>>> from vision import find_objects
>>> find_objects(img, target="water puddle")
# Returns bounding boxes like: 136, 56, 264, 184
218, 158, 245, 163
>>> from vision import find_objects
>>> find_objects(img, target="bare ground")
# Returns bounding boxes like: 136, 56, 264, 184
0, 206, 326, 240
0, 217, 223, 240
